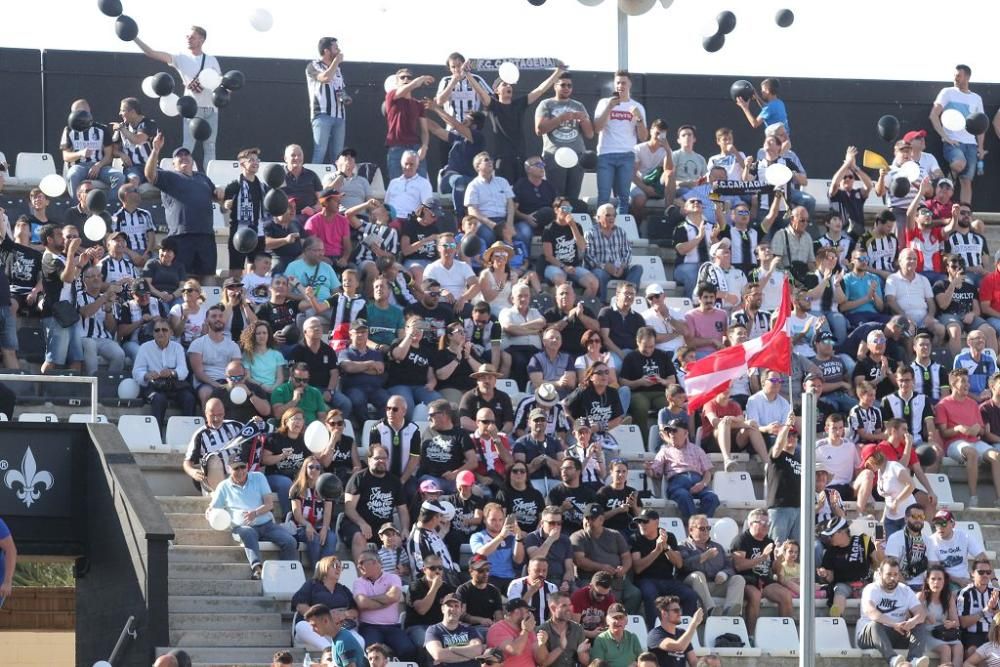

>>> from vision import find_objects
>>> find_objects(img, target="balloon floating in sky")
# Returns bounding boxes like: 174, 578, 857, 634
97, 0, 123, 17
703, 33, 725, 53
249, 8, 273, 31
114, 15, 139, 41
876, 115, 900, 142
717, 10, 737, 35
775, 9, 794, 28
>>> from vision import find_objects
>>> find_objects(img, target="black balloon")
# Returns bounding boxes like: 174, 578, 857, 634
114, 15, 138, 41
221, 70, 246, 91
152, 72, 175, 97
316, 473, 341, 501
891, 176, 911, 198
730, 79, 754, 101
264, 189, 289, 217
176, 96, 198, 119
461, 234, 483, 258
717, 10, 737, 35
68, 109, 93, 133
232, 227, 258, 254
189, 117, 212, 142
533, 207, 555, 227
775, 8, 794, 27
917, 445, 937, 469
877, 115, 900, 142
212, 86, 231, 108
263, 163, 286, 189
86, 189, 108, 214
966, 112, 989, 135
97, 0, 123, 17
580, 150, 598, 170
279, 324, 300, 346
528, 0, 546, 4
703, 33, 725, 53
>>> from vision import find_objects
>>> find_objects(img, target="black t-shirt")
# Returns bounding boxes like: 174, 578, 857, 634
256, 298, 302, 333
289, 341, 340, 390
731, 530, 775, 585
489, 96, 530, 159
406, 302, 456, 340
328, 434, 356, 472
631, 531, 679, 580
262, 431, 311, 479
434, 349, 478, 392
443, 492, 486, 537
405, 578, 456, 628
344, 469, 405, 529
281, 168, 323, 211
459, 388, 514, 426
852, 357, 895, 399
512, 434, 562, 481
40, 250, 69, 317
596, 485, 642, 533
264, 220, 304, 264
647, 625, 694, 667
401, 218, 442, 262
542, 223, 581, 267
829, 188, 867, 236
598, 306, 646, 352
455, 581, 504, 623
495, 484, 547, 532
5, 243, 42, 296
933, 279, 978, 316
141, 258, 186, 295
387, 337, 437, 387
564, 386, 624, 432
224, 177, 265, 230
767, 447, 801, 508
620, 350, 677, 391
543, 305, 597, 358
547, 483, 597, 533
420, 427, 476, 477
210, 382, 270, 424
821, 534, 874, 584
513, 176, 557, 215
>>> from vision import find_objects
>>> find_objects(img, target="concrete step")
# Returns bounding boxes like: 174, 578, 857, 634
169, 562, 253, 580
169, 578, 262, 597
169, 628, 289, 647
158, 495, 212, 513
169, 595, 288, 614
157, 648, 305, 664
171, 528, 240, 547
166, 512, 214, 530
168, 545, 248, 564
169, 612, 286, 630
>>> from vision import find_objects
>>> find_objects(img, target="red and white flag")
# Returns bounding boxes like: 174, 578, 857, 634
685, 277, 793, 413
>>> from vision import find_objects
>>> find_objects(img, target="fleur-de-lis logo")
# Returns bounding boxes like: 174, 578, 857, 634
4, 447, 54, 508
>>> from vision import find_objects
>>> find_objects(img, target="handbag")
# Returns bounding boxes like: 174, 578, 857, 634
714, 633, 745, 648
931, 625, 960, 642
51, 300, 80, 328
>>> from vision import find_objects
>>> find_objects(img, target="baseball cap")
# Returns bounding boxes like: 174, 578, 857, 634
804, 372, 823, 382
456, 470, 476, 487
710, 238, 731, 256
469, 554, 491, 571
606, 603, 627, 619
820, 516, 849, 537
573, 417, 592, 432
349, 319, 369, 331
504, 598, 532, 614
888, 315, 913, 337
318, 186, 343, 201
662, 417, 689, 432
632, 508, 660, 524
421, 500, 446, 513
645, 283, 664, 297
902, 129, 927, 142
172, 147, 192, 158
132, 279, 150, 296
584, 503, 604, 520
529, 407, 548, 422
378, 522, 399, 536
937, 177, 954, 188
223, 276, 243, 288
419, 479, 442, 494
933, 510, 954, 524
421, 197, 445, 217
441, 593, 462, 606
815, 331, 836, 345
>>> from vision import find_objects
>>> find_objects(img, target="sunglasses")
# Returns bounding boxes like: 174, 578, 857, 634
441, 242, 457, 249
511, 468, 527, 474
307, 464, 324, 471
593, 369, 609, 376
153, 327, 170, 333
427, 291, 442, 298
182, 288, 199, 293
478, 419, 495, 424
292, 377, 309, 384
387, 406, 403, 412
692, 525, 710, 531
328, 420, 345, 426
977, 570, 993, 575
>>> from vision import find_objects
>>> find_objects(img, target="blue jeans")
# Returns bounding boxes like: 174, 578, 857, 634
673, 263, 700, 299
66, 163, 123, 203
311, 114, 346, 164
345, 385, 391, 421
476, 220, 498, 247
41, 315, 83, 365
883, 516, 906, 541
637, 577, 700, 627
591, 264, 644, 302
232, 520, 298, 566
768, 507, 800, 543
943, 142, 978, 180
122, 164, 147, 185
821, 390, 858, 414
181, 106, 218, 166
297, 524, 338, 566
327, 389, 354, 420
819, 310, 848, 344
266, 474, 294, 517
666, 471, 720, 521
596, 152, 634, 214
386, 144, 428, 181
388, 385, 444, 421
360, 623, 417, 662
542, 264, 597, 291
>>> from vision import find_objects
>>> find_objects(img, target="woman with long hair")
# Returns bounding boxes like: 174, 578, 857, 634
965, 614, 1000, 665
220, 278, 258, 341
563, 361, 625, 452
315, 409, 360, 487
262, 407, 311, 518
494, 462, 545, 533
239, 320, 286, 393
290, 455, 337, 567
290, 555, 359, 650
168, 278, 207, 346
477, 242, 516, 316
434, 321, 479, 405
917, 565, 962, 666
574, 330, 631, 413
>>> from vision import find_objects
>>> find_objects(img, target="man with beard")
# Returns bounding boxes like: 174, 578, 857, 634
512, 406, 564, 496
647, 596, 704, 667
407, 278, 456, 340
464, 301, 510, 377
884, 503, 939, 590
571, 503, 641, 613
343, 444, 409, 561
547, 457, 597, 534
456, 555, 504, 639
731, 508, 792, 640
419, 400, 480, 494
544, 282, 599, 359
188, 304, 242, 405
855, 557, 930, 667
423, 593, 483, 667
460, 364, 515, 434
289, 316, 353, 416
536, 592, 590, 667
630, 508, 699, 626
524, 506, 576, 593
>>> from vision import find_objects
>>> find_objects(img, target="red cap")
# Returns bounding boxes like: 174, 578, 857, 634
902, 129, 927, 142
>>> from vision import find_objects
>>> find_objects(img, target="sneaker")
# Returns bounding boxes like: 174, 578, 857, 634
728, 601, 743, 617
828, 604, 841, 617
968, 495, 979, 508
911, 656, 930, 667
724, 458, 737, 472
250, 563, 262, 580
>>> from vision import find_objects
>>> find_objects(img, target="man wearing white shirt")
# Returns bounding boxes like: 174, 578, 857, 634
135, 27, 221, 165
384, 151, 433, 220
930, 64, 986, 205
594, 71, 647, 215
855, 558, 930, 667
464, 152, 515, 248
641, 284, 686, 355
928, 510, 985, 588
885, 249, 946, 344
745, 371, 792, 446
423, 233, 479, 315
815, 413, 860, 500
903, 130, 944, 181
133, 316, 197, 426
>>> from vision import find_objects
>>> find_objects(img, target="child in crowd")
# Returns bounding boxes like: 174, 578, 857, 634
847, 381, 885, 444
455, 215, 484, 271
774, 540, 802, 598
375, 523, 412, 581
674, 346, 697, 390
347, 199, 400, 296
243, 251, 273, 307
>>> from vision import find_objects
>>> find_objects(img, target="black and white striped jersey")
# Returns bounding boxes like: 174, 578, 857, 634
858, 233, 898, 274
183, 420, 246, 469
351, 221, 400, 265
731, 308, 772, 339
100, 254, 139, 286
957, 583, 1000, 635
116, 117, 158, 167
946, 230, 989, 270
72, 290, 115, 340
305, 59, 346, 120
436, 73, 490, 122
911, 360, 948, 402
111, 207, 154, 255
847, 404, 883, 441
368, 419, 422, 478
60, 123, 112, 166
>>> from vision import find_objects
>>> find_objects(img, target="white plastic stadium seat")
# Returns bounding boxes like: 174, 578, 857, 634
631, 255, 669, 289
359, 419, 378, 459
610, 424, 646, 457
664, 297, 692, 311
0, 413, 7, 421
580, 173, 598, 206
369, 168, 386, 199
711, 471, 765, 509
626, 615, 647, 639
959, 522, 992, 558
15, 152, 57, 184
68, 413, 109, 423
412, 403, 429, 422
18, 413, 59, 422
815, 617, 864, 658
211, 202, 226, 230
118, 415, 164, 452
659, 517, 687, 545
262, 560, 306, 600
206, 160, 240, 186
703, 616, 761, 657
571, 213, 593, 235
921, 473, 963, 511
631, 295, 649, 314
202, 285, 223, 308
165, 416, 205, 451
850, 517, 877, 539
305, 163, 337, 181
496, 379, 520, 396
338, 561, 358, 589
617, 214, 648, 247
678, 616, 705, 655
708, 517, 739, 553
755, 617, 799, 657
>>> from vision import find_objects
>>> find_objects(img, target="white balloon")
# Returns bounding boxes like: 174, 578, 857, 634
207, 508, 231, 531
439, 500, 456, 522
93, 661, 113, 667
39, 174, 67, 198
249, 8, 273, 31
764, 162, 793, 187
941, 108, 965, 133
577, 0, 605, 5
230, 385, 248, 405
197, 68, 222, 91
898, 160, 921, 182
619, 0, 657, 15
498, 62, 520, 85
141, 76, 158, 99
659, 0, 674, 7
304, 420, 330, 454
554, 146, 579, 169
84, 214, 108, 242
159, 93, 180, 117
117, 378, 140, 400
383, 74, 398, 94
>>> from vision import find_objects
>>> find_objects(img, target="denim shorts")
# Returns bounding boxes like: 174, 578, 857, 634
943, 142, 978, 180
0, 305, 16, 350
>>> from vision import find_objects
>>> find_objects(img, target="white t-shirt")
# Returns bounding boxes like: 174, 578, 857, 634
885, 272, 933, 322
633, 142, 667, 174
642, 307, 685, 354
885, 529, 940, 586
815, 439, 860, 486
917, 151, 942, 177
856, 582, 920, 640
423, 259, 475, 301
171, 52, 222, 108
708, 151, 747, 181
933, 86, 985, 145
188, 334, 241, 386
384, 174, 433, 219
876, 460, 916, 521
169, 302, 207, 346
929, 530, 985, 581
594, 98, 646, 155
499, 307, 543, 349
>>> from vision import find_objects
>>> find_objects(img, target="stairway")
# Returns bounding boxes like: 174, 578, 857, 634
155, 495, 305, 667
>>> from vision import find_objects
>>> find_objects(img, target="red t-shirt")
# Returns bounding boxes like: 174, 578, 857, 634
385, 89, 425, 146
570, 586, 616, 632
979, 269, 1000, 313
860, 440, 917, 469
924, 197, 953, 221
904, 226, 944, 273
702, 399, 743, 439
935, 395, 985, 446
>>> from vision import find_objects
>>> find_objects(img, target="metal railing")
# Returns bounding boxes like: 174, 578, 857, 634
1, 373, 98, 422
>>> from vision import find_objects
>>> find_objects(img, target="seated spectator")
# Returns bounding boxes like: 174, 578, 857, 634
286, 238, 342, 310
239, 321, 286, 394
599, 282, 645, 369
917, 565, 964, 667
477, 241, 518, 317
255, 276, 301, 349
511, 156, 557, 236
584, 204, 643, 300
815, 414, 860, 500
929, 510, 985, 590
563, 365, 625, 451
648, 598, 704, 667
957, 556, 1000, 660
471, 503, 525, 591
811, 333, 858, 413
441, 471, 486, 560
851, 329, 899, 399
305, 606, 365, 666
290, 316, 354, 416
683, 282, 727, 359
707, 126, 746, 181
493, 456, 547, 535
537, 592, 590, 667
419, 399, 478, 494
265, 202, 305, 276
505, 558, 557, 627
217, 277, 258, 342
524, 506, 576, 593
316, 409, 360, 493
100, 232, 139, 289
529, 328, 576, 397
407, 557, 460, 651
400, 201, 446, 285
745, 370, 792, 445
619, 327, 676, 438
631, 119, 674, 218
731, 507, 793, 638
469, 408, 514, 494
460, 363, 515, 434
855, 557, 930, 666
548, 455, 598, 535
630, 508, 699, 627
885, 503, 938, 590
456, 556, 504, 638
343, 444, 409, 561
272, 362, 329, 425
955, 330, 998, 401
368, 396, 422, 496
499, 283, 546, 387
805, 247, 849, 343
816, 517, 878, 619
289, 454, 336, 566
563, 420, 608, 492
842, 247, 892, 327
652, 418, 720, 522
512, 396, 566, 494
188, 304, 243, 405
856, 209, 900, 281
697, 238, 747, 311
731, 283, 772, 341
133, 316, 197, 426
207, 449, 298, 579
679, 514, 744, 618
338, 319, 390, 420
936, 367, 997, 508
750, 241, 788, 312
596, 459, 643, 538
182, 399, 246, 493
386, 315, 443, 419
905, 197, 946, 286
425, 233, 479, 316
385, 149, 433, 221
465, 152, 516, 248
887, 248, 946, 345
355, 550, 416, 660
423, 593, 484, 667
541, 198, 599, 297
672, 125, 707, 200
848, 381, 886, 444
291, 556, 359, 650
641, 283, 687, 358
944, 203, 989, 288
937, 256, 998, 357
309, 270, 366, 353
210, 359, 272, 422
703, 383, 768, 471
574, 331, 631, 415
883, 365, 942, 466
571, 503, 641, 613
261, 407, 309, 516
590, 603, 642, 667
61, 100, 120, 199
570, 571, 617, 639
486, 598, 539, 665
117, 278, 168, 362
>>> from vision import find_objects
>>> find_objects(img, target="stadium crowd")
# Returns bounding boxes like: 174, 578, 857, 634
7, 27, 1000, 666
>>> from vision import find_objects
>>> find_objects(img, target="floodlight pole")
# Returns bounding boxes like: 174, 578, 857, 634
617, 9, 628, 70
800, 391, 817, 665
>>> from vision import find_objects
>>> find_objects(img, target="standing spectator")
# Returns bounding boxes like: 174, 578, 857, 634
541, 198, 599, 296
39, 224, 87, 373
935, 367, 997, 508
855, 558, 930, 666
355, 551, 416, 661
135, 26, 221, 164
930, 64, 985, 205
584, 204, 643, 299
571, 503, 641, 613
654, 418, 720, 522
74, 265, 126, 375
671, 126, 706, 199
630, 508, 699, 626
343, 444, 409, 561
736, 78, 789, 133
957, 556, 1000, 659
858, 448, 917, 538
944, 203, 989, 287
828, 146, 874, 237
133, 316, 196, 426
731, 508, 793, 638
535, 72, 594, 203
767, 418, 802, 543
386, 70, 433, 180
223, 147, 269, 279
112, 97, 158, 186
647, 597, 704, 667
435, 53, 489, 122
590, 604, 642, 667
60, 99, 120, 200
593, 71, 647, 214
307, 37, 347, 164
0, 516, 14, 607
679, 514, 745, 618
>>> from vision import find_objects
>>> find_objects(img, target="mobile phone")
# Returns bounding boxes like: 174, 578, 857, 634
874, 524, 885, 541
